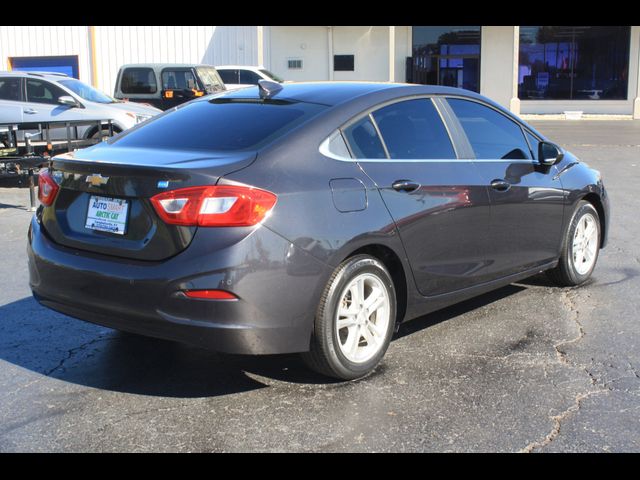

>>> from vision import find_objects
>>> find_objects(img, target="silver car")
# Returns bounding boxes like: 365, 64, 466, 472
0, 71, 161, 139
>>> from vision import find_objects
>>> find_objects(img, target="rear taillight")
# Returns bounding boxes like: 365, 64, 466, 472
183, 289, 238, 300
38, 169, 59, 206
150, 185, 277, 227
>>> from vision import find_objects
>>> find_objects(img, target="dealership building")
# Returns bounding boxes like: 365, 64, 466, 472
1, 25, 639, 117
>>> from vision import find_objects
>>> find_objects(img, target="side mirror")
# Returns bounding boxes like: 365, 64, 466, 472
538, 141, 564, 166
58, 95, 79, 107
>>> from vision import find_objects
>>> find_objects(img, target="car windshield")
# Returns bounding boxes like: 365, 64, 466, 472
112, 98, 327, 152
259, 69, 284, 83
195, 67, 225, 91
59, 79, 115, 104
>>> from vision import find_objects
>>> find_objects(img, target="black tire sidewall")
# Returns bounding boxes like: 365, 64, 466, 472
563, 201, 600, 285
318, 256, 396, 379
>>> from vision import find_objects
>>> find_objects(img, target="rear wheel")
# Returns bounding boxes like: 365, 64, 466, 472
302, 255, 396, 380
547, 200, 601, 286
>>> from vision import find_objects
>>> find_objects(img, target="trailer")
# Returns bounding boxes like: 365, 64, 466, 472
1, 119, 116, 211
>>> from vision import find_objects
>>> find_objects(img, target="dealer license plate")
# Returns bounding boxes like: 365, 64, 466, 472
85, 195, 129, 235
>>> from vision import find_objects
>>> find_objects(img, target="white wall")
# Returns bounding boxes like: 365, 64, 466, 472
0, 26, 92, 80
93, 26, 259, 94
0, 26, 260, 96
331, 26, 388, 81
268, 26, 330, 81
480, 26, 518, 111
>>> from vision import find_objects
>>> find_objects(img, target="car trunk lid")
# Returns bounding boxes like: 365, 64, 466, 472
41, 146, 257, 261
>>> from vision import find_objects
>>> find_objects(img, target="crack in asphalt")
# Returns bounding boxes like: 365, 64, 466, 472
519, 287, 611, 453
43, 335, 111, 377
518, 389, 608, 453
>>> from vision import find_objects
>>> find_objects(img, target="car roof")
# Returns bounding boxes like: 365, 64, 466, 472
0, 71, 70, 80
215, 65, 264, 70
118, 63, 217, 70
207, 81, 548, 139
215, 81, 485, 106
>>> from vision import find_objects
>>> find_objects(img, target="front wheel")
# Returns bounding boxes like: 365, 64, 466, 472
302, 255, 396, 380
547, 200, 601, 286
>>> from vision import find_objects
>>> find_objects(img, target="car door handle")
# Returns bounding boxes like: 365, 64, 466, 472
392, 179, 421, 193
490, 179, 511, 192
23, 109, 38, 114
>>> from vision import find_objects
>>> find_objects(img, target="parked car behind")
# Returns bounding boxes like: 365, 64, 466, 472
113, 63, 226, 110
216, 65, 284, 90
29, 82, 609, 380
0, 71, 161, 139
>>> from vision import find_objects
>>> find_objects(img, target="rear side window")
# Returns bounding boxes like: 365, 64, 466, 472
0, 77, 21, 101
372, 99, 456, 159
448, 98, 531, 160
218, 69, 239, 84
342, 116, 387, 159
239, 70, 261, 85
112, 99, 327, 152
162, 69, 197, 90
25, 79, 67, 105
120, 68, 157, 94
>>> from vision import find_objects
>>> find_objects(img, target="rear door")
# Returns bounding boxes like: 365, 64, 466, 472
343, 97, 491, 297
0, 76, 24, 124
444, 97, 565, 278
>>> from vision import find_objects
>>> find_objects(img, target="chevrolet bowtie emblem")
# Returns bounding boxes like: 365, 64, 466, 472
86, 174, 109, 186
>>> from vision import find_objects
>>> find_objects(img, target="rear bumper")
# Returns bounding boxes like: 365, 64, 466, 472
28, 215, 331, 355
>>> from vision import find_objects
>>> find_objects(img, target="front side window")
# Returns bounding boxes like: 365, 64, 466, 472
0, 77, 21, 101
25, 79, 67, 105
259, 69, 284, 83
518, 26, 630, 100
218, 69, 239, 84
120, 68, 157, 94
448, 98, 531, 160
342, 116, 387, 159
239, 70, 261, 85
162, 69, 197, 90
372, 99, 456, 159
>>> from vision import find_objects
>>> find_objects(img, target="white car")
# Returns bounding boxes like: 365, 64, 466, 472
215, 65, 285, 90
0, 71, 161, 139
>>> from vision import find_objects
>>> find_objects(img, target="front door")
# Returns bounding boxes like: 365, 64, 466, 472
445, 97, 565, 278
342, 97, 491, 297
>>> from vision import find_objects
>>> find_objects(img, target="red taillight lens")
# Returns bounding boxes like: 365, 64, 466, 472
38, 169, 59, 206
183, 289, 238, 300
150, 185, 277, 227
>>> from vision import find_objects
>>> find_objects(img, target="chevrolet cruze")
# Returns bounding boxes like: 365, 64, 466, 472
28, 81, 609, 380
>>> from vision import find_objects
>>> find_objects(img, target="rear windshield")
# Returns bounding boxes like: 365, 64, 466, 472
112, 99, 327, 152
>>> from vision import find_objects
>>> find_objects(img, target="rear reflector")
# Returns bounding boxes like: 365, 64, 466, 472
38, 169, 59, 206
150, 185, 277, 227
183, 289, 238, 300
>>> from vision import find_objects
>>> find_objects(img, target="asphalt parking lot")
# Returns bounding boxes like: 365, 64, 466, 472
1, 120, 639, 452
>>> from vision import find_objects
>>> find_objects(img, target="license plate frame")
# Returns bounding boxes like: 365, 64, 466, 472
85, 195, 130, 236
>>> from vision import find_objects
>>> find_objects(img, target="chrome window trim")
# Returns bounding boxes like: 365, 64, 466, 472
319, 93, 545, 166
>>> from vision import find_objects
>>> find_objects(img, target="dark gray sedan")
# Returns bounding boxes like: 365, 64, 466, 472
28, 81, 609, 380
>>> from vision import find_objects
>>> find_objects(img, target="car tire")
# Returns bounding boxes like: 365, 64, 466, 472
302, 254, 397, 380
547, 200, 601, 287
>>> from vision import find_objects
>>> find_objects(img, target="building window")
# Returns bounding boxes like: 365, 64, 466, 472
518, 26, 631, 100
288, 59, 303, 70
334, 55, 355, 72
410, 26, 481, 93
